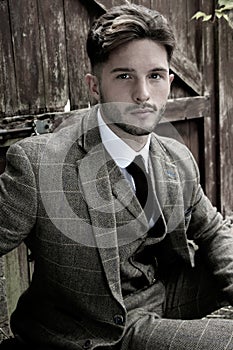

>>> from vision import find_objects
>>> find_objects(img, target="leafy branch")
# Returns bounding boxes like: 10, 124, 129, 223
192, 0, 233, 28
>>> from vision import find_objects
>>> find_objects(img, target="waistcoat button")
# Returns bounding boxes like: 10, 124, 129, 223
114, 314, 125, 326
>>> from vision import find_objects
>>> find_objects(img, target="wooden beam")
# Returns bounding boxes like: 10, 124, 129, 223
163, 96, 210, 123
171, 49, 203, 96
0, 96, 210, 134
88, 0, 107, 10
218, 19, 233, 219
88, 0, 127, 10
0, 258, 10, 340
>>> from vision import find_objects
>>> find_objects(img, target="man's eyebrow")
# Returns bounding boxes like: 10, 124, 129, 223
110, 68, 135, 73
150, 67, 169, 72
110, 67, 169, 73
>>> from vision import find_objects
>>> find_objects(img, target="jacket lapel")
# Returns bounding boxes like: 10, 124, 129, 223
150, 135, 191, 263
109, 160, 149, 230
150, 135, 182, 232
75, 108, 124, 303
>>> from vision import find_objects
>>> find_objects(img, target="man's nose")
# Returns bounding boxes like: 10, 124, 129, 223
132, 79, 150, 103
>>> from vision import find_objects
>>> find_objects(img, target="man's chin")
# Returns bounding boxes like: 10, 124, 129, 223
114, 122, 152, 136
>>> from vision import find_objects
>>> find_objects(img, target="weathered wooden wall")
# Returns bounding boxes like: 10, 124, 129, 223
0, 0, 232, 340
218, 19, 233, 220
0, 0, 103, 117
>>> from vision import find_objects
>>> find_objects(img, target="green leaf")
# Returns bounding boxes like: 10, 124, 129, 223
202, 14, 213, 21
218, 0, 233, 6
220, 5, 233, 10
215, 11, 224, 18
223, 13, 230, 20
192, 3, 233, 28
218, 0, 233, 10
192, 11, 212, 21
191, 11, 206, 20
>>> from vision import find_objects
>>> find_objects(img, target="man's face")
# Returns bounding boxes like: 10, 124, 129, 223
86, 39, 174, 137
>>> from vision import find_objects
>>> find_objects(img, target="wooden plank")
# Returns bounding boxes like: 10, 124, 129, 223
200, 0, 218, 205
188, 119, 205, 186
155, 118, 205, 182
87, 0, 151, 11
0, 0, 18, 117
156, 117, 206, 188
171, 49, 203, 96
0, 147, 7, 174
88, 0, 108, 10
0, 96, 209, 130
150, 1, 202, 95
4, 245, 30, 318
0, 166, 7, 335
150, 0, 171, 18
218, 19, 233, 220
186, 0, 203, 70
170, 0, 188, 56
90, 0, 127, 10
8, 0, 45, 115
37, 0, 69, 111
163, 96, 209, 122
64, 0, 92, 109
0, 150, 30, 335
132, 0, 151, 7
0, 257, 10, 340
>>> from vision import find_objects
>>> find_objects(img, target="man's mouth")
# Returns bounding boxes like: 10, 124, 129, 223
129, 108, 155, 116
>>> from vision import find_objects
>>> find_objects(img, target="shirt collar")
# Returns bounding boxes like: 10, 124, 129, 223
97, 109, 151, 170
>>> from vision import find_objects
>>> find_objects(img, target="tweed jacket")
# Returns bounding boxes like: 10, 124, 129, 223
0, 107, 233, 349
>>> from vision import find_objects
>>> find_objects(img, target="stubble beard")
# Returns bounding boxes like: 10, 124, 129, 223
99, 96, 166, 137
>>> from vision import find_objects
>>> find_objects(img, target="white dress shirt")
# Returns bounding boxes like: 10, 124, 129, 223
97, 109, 155, 227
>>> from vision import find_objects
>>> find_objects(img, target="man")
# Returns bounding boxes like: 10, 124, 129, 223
1, 3, 233, 349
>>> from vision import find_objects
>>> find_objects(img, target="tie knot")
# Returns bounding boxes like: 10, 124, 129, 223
127, 155, 147, 176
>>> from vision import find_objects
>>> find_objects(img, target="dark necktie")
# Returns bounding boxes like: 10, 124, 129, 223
126, 155, 153, 221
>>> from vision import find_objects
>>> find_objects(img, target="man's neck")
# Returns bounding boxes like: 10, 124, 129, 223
101, 113, 150, 152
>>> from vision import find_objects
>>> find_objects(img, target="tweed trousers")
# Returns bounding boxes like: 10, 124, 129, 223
120, 254, 233, 350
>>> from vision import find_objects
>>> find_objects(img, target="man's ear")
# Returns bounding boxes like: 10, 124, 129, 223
169, 73, 174, 85
85, 74, 100, 102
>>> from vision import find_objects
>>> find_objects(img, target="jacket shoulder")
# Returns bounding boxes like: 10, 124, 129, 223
152, 133, 200, 182
12, 109, 90, 157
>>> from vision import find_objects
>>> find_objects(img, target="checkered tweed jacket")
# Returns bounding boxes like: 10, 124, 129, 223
0, 107, 233, 349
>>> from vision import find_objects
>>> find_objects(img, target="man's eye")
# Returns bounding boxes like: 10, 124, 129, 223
116, 74, 131, 79
150, 73, 161, 80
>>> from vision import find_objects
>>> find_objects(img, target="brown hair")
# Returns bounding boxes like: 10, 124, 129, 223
86, 3, 176, 71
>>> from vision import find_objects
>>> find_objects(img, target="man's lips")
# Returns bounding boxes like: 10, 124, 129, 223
129, 108, 154, 115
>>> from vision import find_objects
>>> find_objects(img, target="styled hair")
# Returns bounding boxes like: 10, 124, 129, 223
86, 3, 176, 70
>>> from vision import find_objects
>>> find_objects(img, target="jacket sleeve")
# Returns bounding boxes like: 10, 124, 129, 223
187, 183, 233, 304
0, 142, 37, 256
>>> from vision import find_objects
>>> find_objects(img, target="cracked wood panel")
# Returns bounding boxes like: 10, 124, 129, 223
64, 0, 92, 109
1, 0, 69, 117
0, 257, 10, 340
8, 0, 45, 115
36, 0, 69, 111
200, 0, 218, 205
0, 0, 205, 117
0, 1, 18, 116
219, 19, 233, 220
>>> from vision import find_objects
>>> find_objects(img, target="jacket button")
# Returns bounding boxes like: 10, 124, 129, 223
113, 314, 125, 326
83, 339, 92, 349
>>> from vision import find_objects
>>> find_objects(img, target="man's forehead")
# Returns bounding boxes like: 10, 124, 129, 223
105, 39, 169, 65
